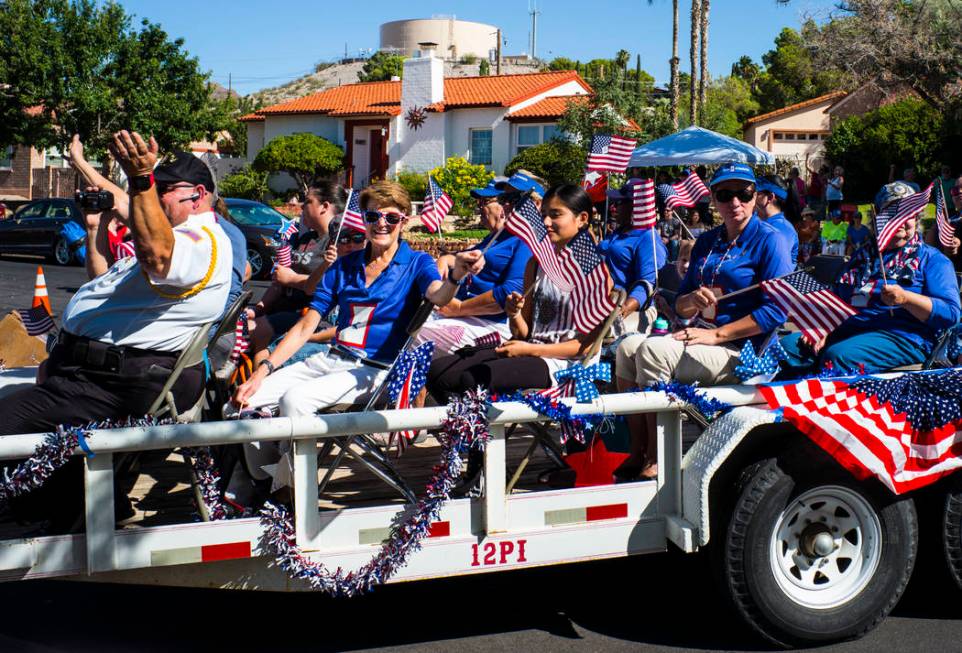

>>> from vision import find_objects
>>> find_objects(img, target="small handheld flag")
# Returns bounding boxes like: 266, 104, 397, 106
936, 183, 955, 248
875, 182, 934, 251
585, 134, 636, 174
421, 176, 452, 233
761, 270, 856, 347
631, 178, 656, 230
341, 190, 365, 233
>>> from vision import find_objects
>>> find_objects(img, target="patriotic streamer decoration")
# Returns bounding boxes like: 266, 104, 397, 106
230, 314, 251, 364
497, 387, 600, 445
16, 305, 55, 337
420, 176, 452, 233
639, 381, 732, 423
658, 171, 710, 212
760, 371, 962, 494
631, 178, 656, 230
182, 446, 250, 521
341, 190, 366, 233
761, 270, 856, 347
586, 134, 636, 174
553, 362, 612, 403
274, 219, 299, 267
259, 389, 491, 596
386, 342, 435, 452
734, 339, 788, 383
875, 182, 934, 252
936, 183, 956, 248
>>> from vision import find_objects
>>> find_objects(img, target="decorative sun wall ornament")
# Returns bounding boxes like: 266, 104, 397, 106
405, 106, 427, 131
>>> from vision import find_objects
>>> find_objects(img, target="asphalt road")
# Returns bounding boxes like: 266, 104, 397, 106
1, 254, 962, 652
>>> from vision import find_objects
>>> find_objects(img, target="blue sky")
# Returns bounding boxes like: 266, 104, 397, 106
114, 0, 840, 96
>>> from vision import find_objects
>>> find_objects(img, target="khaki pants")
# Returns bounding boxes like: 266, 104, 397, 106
633, 335, 741, 387
613, 307, 657, 381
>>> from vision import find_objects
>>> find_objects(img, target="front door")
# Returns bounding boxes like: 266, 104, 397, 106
369, 128, 386, 182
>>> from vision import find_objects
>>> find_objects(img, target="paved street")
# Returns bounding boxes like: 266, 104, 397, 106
0, 254, 961, 652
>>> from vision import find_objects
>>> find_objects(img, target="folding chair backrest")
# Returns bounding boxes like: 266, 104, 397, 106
147, 320, 215, 420
211, 289, 254, 345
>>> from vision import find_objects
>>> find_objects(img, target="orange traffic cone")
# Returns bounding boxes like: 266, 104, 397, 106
32, 266, 52, 316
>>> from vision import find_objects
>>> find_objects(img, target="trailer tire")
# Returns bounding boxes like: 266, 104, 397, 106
942, 489, 962, 589
720, 458, 917, 648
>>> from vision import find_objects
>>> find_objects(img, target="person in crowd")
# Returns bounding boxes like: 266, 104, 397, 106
788, 167, 807, 209
826, 165, 845, 216
780, 182, 960, 375
614, 163, 792, 482
889, 164, 920, 193
211, 197, 251, 312
846, 211, 870, 256
657, 203, 684, 262
756, 174, 799, 267
600, 179, 667, 337
821, 208, 848, 256
416, 178, 532, 355
806, 163, 827, 219
493, 170, 546, 218
924, 175, 962, 269
694, 165, 713, 226
244, 181, 347, 364
686, 205, 708, 239
939, 165, 955, 204
653, 239, 694, 326
797, 206, 821, 265
0, 131, 233, 531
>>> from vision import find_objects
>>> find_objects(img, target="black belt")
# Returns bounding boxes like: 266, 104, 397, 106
328, 344, 392, 370
56, 331, 177, 374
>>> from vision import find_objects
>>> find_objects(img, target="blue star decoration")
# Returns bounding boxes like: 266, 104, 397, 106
734, 339, 787, 383
850, 370, 962, 432
554, 362, 612, 403
387, 342, 435, 404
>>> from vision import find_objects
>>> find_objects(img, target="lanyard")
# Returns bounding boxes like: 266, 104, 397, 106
697, 229, 740, 289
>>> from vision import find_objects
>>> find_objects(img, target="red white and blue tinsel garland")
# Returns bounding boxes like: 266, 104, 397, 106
638, 381, 732, 422
493, 390, 602, 444
257, 389, 491, 596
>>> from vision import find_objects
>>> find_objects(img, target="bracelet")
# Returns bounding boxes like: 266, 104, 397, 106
446, 266, 465, 286
257, 359, 275, 375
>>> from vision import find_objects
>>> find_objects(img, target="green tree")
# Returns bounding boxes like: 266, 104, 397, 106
547, 57, 580, 72
753, 26, 849, 113
478, 59, 490, 76
218, 165, 269, 200
358, 51, 405, 82
0, 0, 225, 155
253, 133, 344, 194
505, 139, 587, 188
730, 55, 761, 93
699, 76, 760, 137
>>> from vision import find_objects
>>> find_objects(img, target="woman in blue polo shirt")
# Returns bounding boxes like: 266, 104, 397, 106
616, 163, 793, 481
233, 180, 484, 418
780, 182, 961, 375
416, 178, 533, 354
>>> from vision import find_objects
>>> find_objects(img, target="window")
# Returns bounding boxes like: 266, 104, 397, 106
517, 126, 541, 152
469, 129, 492, 166
0, 146, 12, 170
808, 133, 820, 141
542, 125, 561, 142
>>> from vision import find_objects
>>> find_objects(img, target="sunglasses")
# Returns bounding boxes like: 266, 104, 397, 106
157, 183, 195, 195
498, 191, 523, 206
337, 232, 366, 245
713, 188, 756, 203
363, 210, 405, 225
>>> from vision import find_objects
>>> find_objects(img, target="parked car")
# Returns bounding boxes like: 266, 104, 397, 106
222, 198, 289, 279
0, 198, 85, 265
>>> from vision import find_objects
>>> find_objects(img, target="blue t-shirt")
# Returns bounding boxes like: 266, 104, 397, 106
678, 215, 792, 345
309, 241, 441, 363
217, 216, 247, 310
834, 243, 960, 352
847, 223, 870, 249
598, 227, 666, 305
457, 231, 530, 321
764, 212, 798, 267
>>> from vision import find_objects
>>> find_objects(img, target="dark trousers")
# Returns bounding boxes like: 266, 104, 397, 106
0, 344, 204, 529
428, 346, 552, 403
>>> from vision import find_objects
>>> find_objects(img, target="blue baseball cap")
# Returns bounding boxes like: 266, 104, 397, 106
709, 162, 756, 188
470, 179, 504, 199
606, 177, 649, 200
496, 171, 546, 196
756, 179, 788, 200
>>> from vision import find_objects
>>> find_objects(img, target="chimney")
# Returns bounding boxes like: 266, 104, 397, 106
402, 41, 443, 111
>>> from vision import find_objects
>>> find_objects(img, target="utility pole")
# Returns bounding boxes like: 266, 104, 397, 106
496, 28, 502, 75
635, 54, 641, 96
228, 72, 232, 98
529, 1, 540, 60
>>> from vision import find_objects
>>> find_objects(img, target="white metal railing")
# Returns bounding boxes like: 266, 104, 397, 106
1, 386, 769, 576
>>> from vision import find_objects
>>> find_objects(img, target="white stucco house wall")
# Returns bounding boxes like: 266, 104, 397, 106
742, 92, 846, 166
240, 46, 592, 189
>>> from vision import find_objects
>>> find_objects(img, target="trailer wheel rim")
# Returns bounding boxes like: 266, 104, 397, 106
769, 485, 882, 610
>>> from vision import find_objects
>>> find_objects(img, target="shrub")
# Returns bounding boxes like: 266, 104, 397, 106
460, 53, 478, 65
429, 156, 494, 217
505, 139, 586, 188
252, 132, 344, 193
218, 165, 269, 201
392, 169, 428, 202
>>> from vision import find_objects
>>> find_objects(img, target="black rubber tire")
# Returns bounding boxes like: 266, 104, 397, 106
719, 458, 917, 648
51, 236, 72, 265
942, 489, 962, 590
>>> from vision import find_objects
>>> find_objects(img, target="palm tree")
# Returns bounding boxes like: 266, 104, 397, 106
649, 0, 681, 129
698, 0, 710, 116
690, 0, 701, 125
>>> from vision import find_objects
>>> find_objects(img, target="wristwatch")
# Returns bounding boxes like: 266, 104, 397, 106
446, 266, 465, 286
130, 172, 154, 192
257, 359, 276, 375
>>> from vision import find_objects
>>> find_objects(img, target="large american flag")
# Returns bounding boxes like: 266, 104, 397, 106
585, 134, 636, 174
659, 171, 710, 212
17, 305, 55, 337
631, 178, 656, 229
505, 196, 573, 292
420, 176, 452, 233
936, 182, 955, 248
557, 229, 616, 333
341, 189, 365, 233
875, 181, 934, 251
761, 270, 856, 347
760, 371, 962, 494
274, 219, 299, 267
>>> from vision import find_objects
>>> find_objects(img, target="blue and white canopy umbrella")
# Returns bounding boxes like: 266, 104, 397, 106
628, 126, 776, 168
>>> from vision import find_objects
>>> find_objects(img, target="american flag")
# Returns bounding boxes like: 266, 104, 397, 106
936, 182, 955, 248
659, 171, 710, 212
505, 196, 573, 292
114, 239, 136, 260
387, 342, 434, 454
473, 331, 502, 348
274, 219, 299, 267
229, 314, 251, 364
557, 229, 617, 333
585, 134, 636, 174
761, 270, 856, 347
341, 189, 365, 233
631, 178, 656, 229
17, 305, 54, 337
760, 371, 962, 494
875, 181, 934, 251
420, 176, 452, 233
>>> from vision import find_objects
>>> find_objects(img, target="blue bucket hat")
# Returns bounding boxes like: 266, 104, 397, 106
756, 178, 788, 200
470, 179, 504, 199
710, 162, 756, 188
496, 171, 545, 197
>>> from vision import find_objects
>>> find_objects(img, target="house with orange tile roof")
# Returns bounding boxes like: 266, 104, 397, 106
742, 92, 846, 165
240, 45, 591, 188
